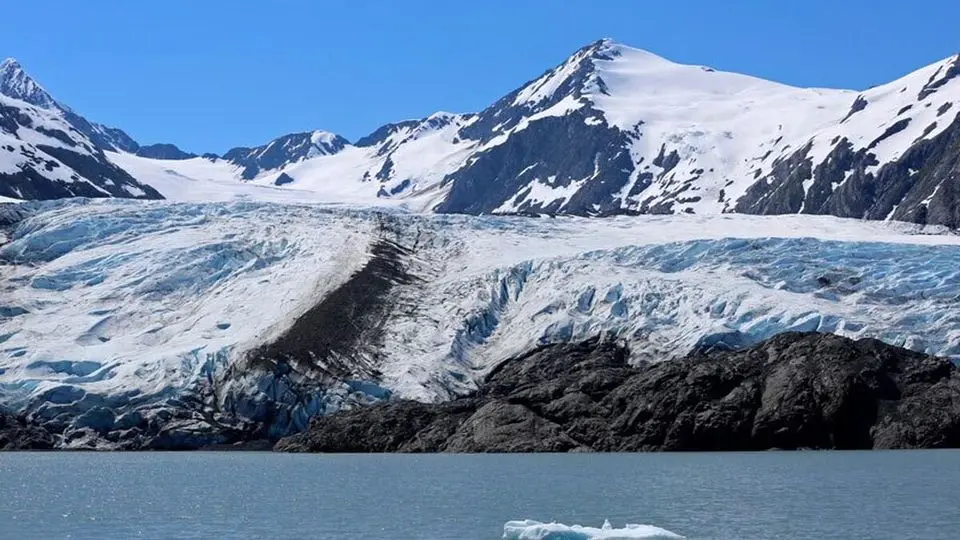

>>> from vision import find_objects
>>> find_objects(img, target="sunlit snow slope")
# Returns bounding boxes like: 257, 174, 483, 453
1, 200, 958, 447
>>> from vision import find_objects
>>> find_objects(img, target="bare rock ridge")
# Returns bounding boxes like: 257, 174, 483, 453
0, 411, 54, 450
275, 332, 960, 452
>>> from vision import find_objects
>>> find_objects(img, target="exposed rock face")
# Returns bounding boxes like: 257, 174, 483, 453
0, 98, 163, 201
135, 143, 196, 160
737, 114, 960, 228
0, 411, 55, 450
275, 332, 960, 452
222, 131, 349, 180
436, 109, 637, 216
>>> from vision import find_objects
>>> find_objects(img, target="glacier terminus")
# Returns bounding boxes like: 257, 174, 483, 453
1, 199, 959, 448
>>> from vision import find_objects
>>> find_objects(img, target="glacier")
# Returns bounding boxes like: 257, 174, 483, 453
1, 199, 959, 447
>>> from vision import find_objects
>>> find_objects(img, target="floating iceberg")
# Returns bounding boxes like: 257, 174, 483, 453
503, 519, 684, 540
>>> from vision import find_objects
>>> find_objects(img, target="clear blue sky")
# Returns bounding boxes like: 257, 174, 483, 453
2, 0, 957, 154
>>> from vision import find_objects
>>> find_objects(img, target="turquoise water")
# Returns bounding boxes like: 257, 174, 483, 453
0, 451, 957, 539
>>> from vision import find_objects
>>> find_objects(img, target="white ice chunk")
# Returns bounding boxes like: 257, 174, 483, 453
503, 519, 684, 540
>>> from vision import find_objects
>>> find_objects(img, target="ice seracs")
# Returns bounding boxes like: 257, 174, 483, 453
2, 200, 960, 447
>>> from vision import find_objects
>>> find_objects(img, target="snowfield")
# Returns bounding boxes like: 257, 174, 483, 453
2, 199, 959, 446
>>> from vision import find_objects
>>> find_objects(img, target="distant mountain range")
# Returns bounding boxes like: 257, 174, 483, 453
1, 40, 959, 226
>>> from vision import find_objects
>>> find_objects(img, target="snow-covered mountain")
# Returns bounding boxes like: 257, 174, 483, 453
221, 130, 350, 180
0, 91, 162, 200
111, 40, 960, 226
0, 57, 196, 200
0, 57, 140, 153
0, 58, 58, 110
2, 40, 959, 223
437, 39, 960, 225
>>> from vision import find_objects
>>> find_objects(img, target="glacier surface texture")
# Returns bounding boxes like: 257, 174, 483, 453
1, 200, 959, 447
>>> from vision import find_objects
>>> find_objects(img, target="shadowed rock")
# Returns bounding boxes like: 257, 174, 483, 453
276, 332, 960, 452
0, 411, 55, 450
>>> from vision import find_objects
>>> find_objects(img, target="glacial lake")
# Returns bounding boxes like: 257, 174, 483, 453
0, 451, 957, 539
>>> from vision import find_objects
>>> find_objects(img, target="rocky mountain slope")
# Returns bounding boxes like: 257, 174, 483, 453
3, 42, 959, 226
275, 332, 960, 452
0, 59, 164, 200
0, 92, 162, 200
116, 40, 960, 227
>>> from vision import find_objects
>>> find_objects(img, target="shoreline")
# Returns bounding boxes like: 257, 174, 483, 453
5, 332, 960, 453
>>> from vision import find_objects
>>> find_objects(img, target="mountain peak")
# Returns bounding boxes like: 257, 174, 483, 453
0, 57, 58, 109
309, 130, 349, 150
1, 57, 22, 70
586, 37, 617, 51
508, 39, 680, 111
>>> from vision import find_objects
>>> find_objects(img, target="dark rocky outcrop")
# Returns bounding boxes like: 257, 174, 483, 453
276, 332, 960, 452
135, 143, 196, 160
918, 55, 960, 101
737, 113, 960, 228
840, 95, 869, 123
436, 109, 635, 216
274, 172, 295, 186
0, 411, 55, 450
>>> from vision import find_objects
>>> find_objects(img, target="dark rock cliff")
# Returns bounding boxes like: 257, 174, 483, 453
276, 332, 960, 452
0, 411, 55, 450
737, 114, 960, 228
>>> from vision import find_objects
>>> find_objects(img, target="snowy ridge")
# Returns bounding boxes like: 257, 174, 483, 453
0, 94, 97, 160
0, 58, 58, 109
585, 41, 856, 213
0, 93, 160, 200
3, 43, 959, 226
2, 200, 959, 446
0, 57, 139, 154
805, 54, 960, 176
264, 112, 475, 205
218, 41, 960, 225
221, 130, 351, 180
